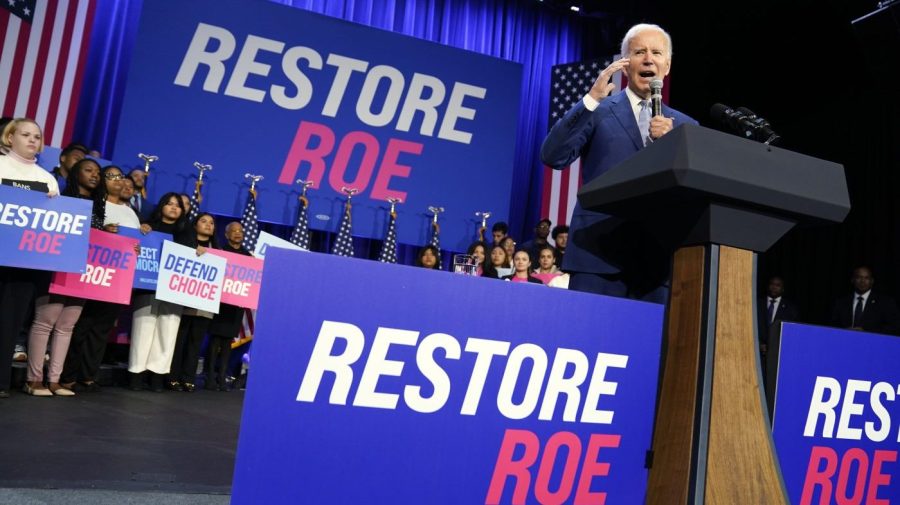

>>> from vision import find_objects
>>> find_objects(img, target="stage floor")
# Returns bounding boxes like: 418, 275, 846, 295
0, 385, 242, 503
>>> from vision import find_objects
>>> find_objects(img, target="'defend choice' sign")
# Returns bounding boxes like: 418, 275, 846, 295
773, 323, 900, 504
232, 250, 664, 505
114, 0, 521, 251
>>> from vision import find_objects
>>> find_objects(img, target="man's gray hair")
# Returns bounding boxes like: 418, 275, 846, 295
620, 23, 673, 59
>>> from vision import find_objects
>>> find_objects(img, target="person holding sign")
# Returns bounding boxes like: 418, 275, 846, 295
127, 193, 191, 392
61, 166, 141, 393
205, 221, 252, 392
23, 159, 105, 397
0, 118, 60, 398
168, 213, 219, 393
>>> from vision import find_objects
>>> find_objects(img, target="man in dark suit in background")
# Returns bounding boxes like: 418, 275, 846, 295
757, 276, 800, 357
830, 266, 900, 335
541, 23, 697, 301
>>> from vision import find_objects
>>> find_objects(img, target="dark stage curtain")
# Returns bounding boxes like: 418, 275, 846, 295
72, 0, 584, 264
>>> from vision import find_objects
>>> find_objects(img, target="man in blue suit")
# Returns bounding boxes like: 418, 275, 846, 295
541, 23, 697, 301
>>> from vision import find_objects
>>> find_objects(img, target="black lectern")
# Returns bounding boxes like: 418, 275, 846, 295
578, 124, 850, 504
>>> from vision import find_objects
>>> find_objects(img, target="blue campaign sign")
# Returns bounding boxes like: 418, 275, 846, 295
119, 228, 171, 290
113, 0, 521, 252
773, 323, 900, 504
232, 249, 664, 504
0, 185, 92, 272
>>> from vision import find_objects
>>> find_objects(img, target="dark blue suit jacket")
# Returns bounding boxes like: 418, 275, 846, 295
540, 90, 697, 275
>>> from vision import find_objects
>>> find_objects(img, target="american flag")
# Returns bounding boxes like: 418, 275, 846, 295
542, 57, 672, 226
430, 221, 441, 269
186, 181, 202, 223
240, 189, 260, 252
1, 0, 97, 146
331, 199, 353, 257
232, 308, 255, 349
378, 210, 398, 263
289, 195, 310, 250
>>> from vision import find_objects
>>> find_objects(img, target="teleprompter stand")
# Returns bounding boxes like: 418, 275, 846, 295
579, 124, 850, 504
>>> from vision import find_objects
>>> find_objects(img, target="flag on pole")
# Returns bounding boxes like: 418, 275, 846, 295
186, 180, 202, 223
378, 209, 398, 263
1, 0, 97, 147
240, 188, 260, 252
430, 220, 442, 269
232, 308, 255, 349
332, 199, 353, 257
289, 194, 310, 250
541, 57, 671, 226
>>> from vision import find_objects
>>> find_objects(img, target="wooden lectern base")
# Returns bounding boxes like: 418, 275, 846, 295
646, 245, 787, 504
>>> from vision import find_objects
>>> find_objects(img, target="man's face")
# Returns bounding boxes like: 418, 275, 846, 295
60, 149, 85, 171
536, 221, 550, 240
625, 29, 671, 98
766, 278, 784, 299
492, 230, 506, 244
226, 223, 244, 244
130, 170, 146, 189
555, 232, 568, 249
852, 268, 874, 294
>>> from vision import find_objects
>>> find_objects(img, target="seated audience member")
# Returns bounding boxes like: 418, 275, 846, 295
24, 159, 105, 397
61, 165, 139, 392
551, 224, 569, 269
167, 214, 219, 393
467, 241, 488, 276
829, 266, 900, 335
51, 142, 88, 192
127, 194, 192, 392
520, 219, 552, 262
503, 251, 544, 284
128, 169, 151, 220
416, 245, 440, 269
205, 222, 252, 392
756, 276, 800, 354
491, 222, 509, 247
500, 236, 516, 269
532, 245, 563, 285
490, 245, 512, 279
0, 118, 59, 398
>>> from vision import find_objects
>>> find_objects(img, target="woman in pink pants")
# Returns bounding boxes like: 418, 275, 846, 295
23, 158, 105, 396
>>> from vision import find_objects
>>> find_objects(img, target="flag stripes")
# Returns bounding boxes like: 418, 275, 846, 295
0, 0, 96, 146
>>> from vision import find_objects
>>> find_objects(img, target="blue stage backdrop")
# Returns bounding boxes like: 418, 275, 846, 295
113, 0, 521, 252
232, 249, 664, 504
773, 323, 900, 504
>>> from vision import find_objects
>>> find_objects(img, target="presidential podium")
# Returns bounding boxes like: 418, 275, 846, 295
578, 124, 850, 504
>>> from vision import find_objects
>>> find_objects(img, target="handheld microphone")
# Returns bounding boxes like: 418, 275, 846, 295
650, 79, 663, 117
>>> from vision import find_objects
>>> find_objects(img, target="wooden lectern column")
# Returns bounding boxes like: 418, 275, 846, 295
646, 245, 787, 504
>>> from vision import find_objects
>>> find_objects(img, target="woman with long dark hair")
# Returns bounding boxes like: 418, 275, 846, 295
127, 193, 192, 392
23, 159, 105, 396
60, 165, 140, 392
416, 245, 440, 269
167, 213, 219, 392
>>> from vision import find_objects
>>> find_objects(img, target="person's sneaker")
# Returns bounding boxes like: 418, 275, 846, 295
13, 345, 26, 362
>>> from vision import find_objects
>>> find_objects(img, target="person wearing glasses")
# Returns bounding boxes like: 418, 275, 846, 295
60, 165, 140, 393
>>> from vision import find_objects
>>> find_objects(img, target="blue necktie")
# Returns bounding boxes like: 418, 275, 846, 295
767, 298, 776, 324
638, 100, 651, 146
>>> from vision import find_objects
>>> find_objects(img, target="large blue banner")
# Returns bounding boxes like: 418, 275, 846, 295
232, 249, 665, 504
773, 323, 900, 504
0, 185, 92, 273
113, 0, 521, 251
